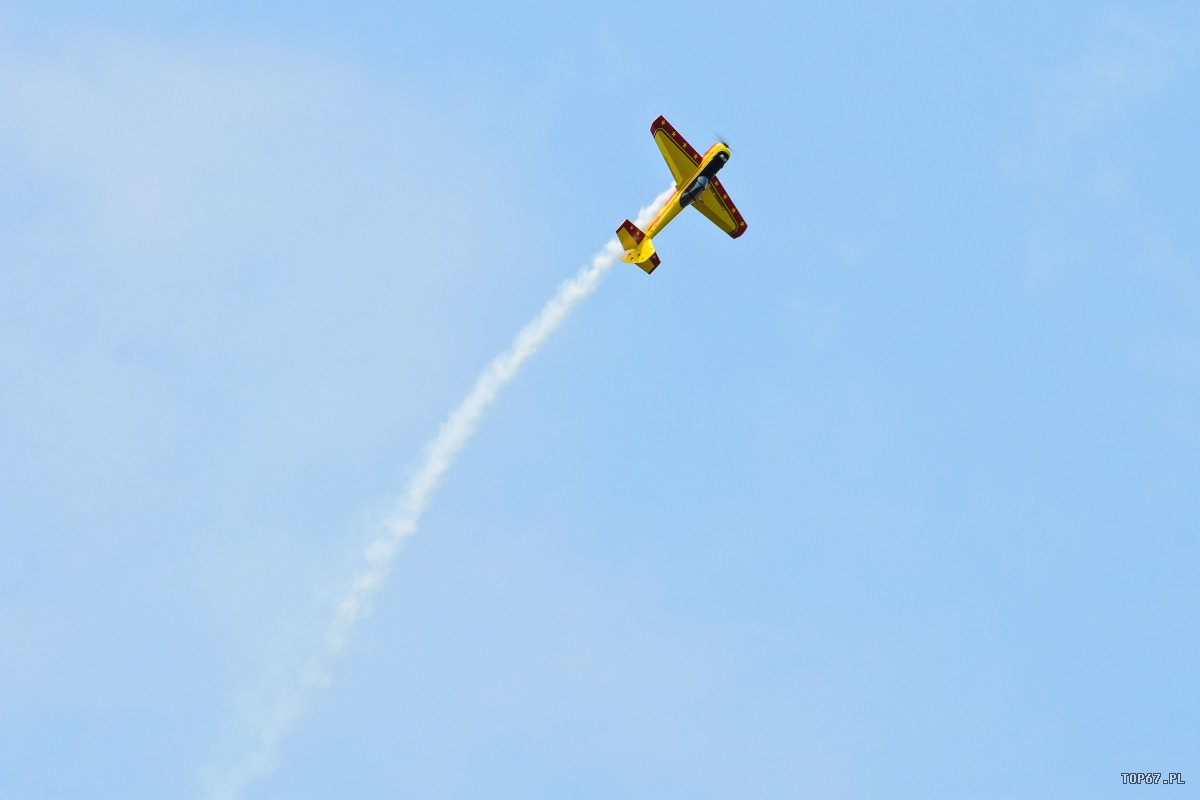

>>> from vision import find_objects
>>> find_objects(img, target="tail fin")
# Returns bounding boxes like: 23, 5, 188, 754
616, 219, 661, 275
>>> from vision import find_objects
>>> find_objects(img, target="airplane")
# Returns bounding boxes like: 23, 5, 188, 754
617, 115, 747, 274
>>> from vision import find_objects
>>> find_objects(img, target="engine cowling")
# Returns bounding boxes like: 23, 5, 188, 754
679, 150, 729, 207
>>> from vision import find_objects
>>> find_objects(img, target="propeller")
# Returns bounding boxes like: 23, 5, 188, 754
714, 132, 732, 153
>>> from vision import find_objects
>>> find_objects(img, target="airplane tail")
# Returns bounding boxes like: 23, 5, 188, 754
616, 219, 661, 275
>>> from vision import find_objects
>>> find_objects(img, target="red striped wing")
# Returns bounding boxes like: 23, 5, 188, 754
693, 176, 748, 239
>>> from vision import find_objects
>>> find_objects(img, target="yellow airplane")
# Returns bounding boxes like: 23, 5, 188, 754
617, 115, 747, 274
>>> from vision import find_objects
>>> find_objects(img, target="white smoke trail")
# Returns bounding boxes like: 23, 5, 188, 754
209, 186, 675, 800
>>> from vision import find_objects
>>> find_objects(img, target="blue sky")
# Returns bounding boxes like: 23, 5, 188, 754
2, 2, 1197, 798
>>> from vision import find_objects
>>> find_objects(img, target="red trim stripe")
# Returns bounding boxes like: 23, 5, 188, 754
709, 176, 748, 238
650, 115, 701, 165
620, 219, 645, 243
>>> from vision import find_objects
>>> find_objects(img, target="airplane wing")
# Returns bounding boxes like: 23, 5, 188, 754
692, 176, 748, 238
650, 115, 702, 187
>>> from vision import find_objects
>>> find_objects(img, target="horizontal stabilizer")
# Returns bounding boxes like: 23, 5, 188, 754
616, 219, 661, 275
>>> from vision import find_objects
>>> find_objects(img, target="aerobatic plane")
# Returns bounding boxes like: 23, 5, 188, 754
617, 115, 747, 274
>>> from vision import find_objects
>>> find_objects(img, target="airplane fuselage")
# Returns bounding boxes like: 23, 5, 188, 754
643, 143, 732, 241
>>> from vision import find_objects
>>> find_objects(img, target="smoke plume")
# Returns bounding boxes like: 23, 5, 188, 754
209, 186, 675, 799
